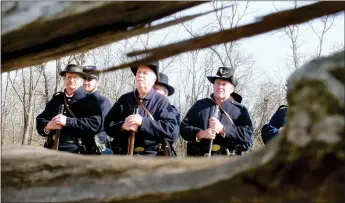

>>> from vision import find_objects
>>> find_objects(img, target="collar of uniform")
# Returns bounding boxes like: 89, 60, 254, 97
65, 92, 74, 97
65, 86, 86, 100
65, 89, 74, 97
209, 93, 232, 106
91, 90, 100, 96
135, 88, 155, 101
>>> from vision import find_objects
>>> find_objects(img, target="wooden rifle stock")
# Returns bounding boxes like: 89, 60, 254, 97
52, 104, 64, 151
207, 105, 219, 158
127, 107, 139, 155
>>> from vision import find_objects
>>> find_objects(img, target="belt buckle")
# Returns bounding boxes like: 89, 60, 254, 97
134, 147, 145, 153
211, 144, 221, 152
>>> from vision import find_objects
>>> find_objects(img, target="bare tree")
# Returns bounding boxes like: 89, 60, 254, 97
1, 73, 10, 145
309, 15, 336, 57
8, 64, 45, 145
273, 1, 309, 72
181, 1, 257, 94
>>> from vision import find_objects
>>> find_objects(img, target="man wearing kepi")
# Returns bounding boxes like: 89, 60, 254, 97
180, 67, 253, 156
36, 64, 102, 153
104, 62, 178, 156
153, 72, 181, 156
83, 65, 113, 154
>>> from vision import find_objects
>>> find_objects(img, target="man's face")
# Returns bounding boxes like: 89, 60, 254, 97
213, 79, 234, 100
135, 65, 157, 91
64, 72, 84, 91
153, 84, 168, 96
83, 77, 99, 93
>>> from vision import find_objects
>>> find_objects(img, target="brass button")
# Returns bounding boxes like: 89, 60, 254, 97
134, 147, 145, 153
211, 144, 221, 152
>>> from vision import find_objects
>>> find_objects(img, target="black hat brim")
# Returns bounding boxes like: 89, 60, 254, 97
86, 74, 99, 80
207, 76, 237, 86
156, 82, 175, 96
130, 63, 159, 81
60, 71, 87, 79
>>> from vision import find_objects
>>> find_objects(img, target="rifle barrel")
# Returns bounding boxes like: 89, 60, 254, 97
52, 104, 64, 151
207, 105, 219, 158
127, 107, 139, 155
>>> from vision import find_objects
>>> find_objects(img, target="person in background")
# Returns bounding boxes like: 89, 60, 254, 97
261, 105, 288, 144
153, 72, 180, 156
83, 65, 113, 154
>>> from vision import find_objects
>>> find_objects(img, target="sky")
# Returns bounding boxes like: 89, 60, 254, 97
41, 1, 344, 107
149, 1, 344, 83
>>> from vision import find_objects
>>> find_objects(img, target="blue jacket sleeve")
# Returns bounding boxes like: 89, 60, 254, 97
97, 96, 112, 141
261, 108, 287, 144
65, 95, 102, 134
180, 102, 203, 142
222, 107, 254, 151
104, 97, 126, 139
139, 102, 179, 144
36, 98, 57, 136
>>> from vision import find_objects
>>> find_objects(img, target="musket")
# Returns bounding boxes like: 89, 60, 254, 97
206, 104, 219, 158
52, 104, 64, 150
127, 107, 139, 156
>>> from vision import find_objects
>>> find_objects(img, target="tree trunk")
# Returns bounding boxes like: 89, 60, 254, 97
28, 97, 36, 145
21, 111, 31, 145
12, 123, 15, 145
1, 73, 10, 145
43, 68, 50, 103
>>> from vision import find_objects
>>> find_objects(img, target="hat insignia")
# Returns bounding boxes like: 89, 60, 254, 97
219, 68, 228, 75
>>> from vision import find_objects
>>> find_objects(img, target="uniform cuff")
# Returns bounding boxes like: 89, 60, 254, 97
44, 126, 51, 135
196, 131, 201, 142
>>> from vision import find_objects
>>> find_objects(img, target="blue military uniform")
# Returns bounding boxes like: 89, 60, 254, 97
36, 87, 102, 153
155, 72, 181, 151
181, 66, 253, 156
261, 105, 288, 144
90, 90, 113, 155
91, 91, 112, 141
180, 94, 253, 156
82, 65, 113, 143
104, 89, 179, 156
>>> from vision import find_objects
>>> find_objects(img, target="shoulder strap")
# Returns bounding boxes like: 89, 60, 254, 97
211, 98, 235, 127
134, 96, 154, 120
64, 95, 77, 118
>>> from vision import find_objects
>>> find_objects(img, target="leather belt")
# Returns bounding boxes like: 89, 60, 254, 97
59, 136, 77, 144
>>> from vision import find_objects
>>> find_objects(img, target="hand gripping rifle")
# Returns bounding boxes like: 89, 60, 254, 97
127, 107, 139, 156
52, 104, 64, 150
206, 104, 219, 158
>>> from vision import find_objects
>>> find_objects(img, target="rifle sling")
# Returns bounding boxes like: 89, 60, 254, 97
134, 96, 154, 120
211, 97, 236, 127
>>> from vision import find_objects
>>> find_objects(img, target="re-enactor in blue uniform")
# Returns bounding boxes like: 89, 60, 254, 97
153, 72, 181, 156
83, 65, 113, 154
36, 64, 102, 153
105, 62, 179, 156
261, 105, 288, 144
180, 67, 254, 156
